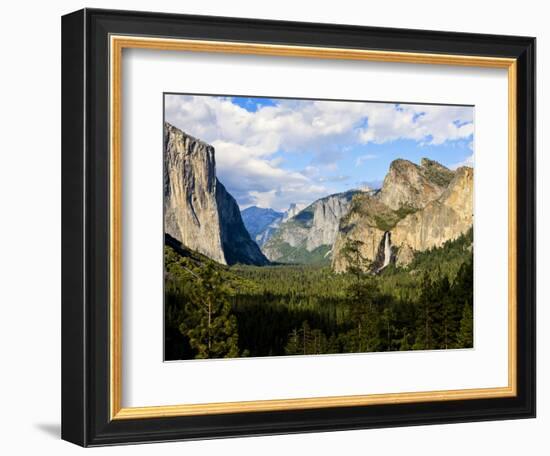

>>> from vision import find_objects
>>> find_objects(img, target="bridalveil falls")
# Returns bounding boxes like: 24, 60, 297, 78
382, 231, 392, 269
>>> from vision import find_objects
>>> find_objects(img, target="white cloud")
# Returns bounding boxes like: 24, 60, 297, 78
246, 183, 327, 212
450, 153, 474, 170
165, 96, 473, 154
356, 104, 473, 145
317, 175, 350, 183
165, 95, 474, 210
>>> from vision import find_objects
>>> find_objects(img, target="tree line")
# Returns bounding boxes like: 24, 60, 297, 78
165, 230, 473, 360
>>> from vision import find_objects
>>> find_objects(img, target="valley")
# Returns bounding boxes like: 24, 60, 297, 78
163, 122, 474, 360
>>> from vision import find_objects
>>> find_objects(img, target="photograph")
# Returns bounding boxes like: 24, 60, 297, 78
163, 94, 475, 360
56, 5, 537, 448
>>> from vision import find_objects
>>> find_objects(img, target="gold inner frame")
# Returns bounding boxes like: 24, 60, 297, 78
109, 35, 518, 420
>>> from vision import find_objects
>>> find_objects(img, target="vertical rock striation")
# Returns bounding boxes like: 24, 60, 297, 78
378, 158, 454, 211
261, 191, 357, 263
332, 158, 473, 272
391, 166, 473, 253
164, 122, 268, 265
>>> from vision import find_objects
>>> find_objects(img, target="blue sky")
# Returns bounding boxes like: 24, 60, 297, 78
165, 94, 474, 212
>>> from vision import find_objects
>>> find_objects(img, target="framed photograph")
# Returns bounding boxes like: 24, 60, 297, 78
61, 8, 536, 446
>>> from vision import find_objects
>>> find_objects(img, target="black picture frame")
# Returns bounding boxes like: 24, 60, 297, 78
62, 8, 536, 447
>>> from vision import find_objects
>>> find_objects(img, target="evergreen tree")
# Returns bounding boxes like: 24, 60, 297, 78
398, 329, 412, 351
341, 238, 370, 277
457, 303, 474, 348
341, 239, 380, 353
164, 227, 474, 359
310, 328, 328, 354
326, 333, 340, 354
346, 276, 379, 352
285, 328, 301, 355
381, 307, 396, 351
179, 262, 240, 359
431, 274, 449, 349
452, 259, 474, 309
285, 321, 329, 355
413, 272, 437, 350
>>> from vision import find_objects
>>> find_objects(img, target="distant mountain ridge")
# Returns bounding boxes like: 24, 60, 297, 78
241, 206, 284, 247
261, 190, 359, 264
240, 203, 310, 248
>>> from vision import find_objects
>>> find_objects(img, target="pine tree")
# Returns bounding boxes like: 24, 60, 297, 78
398, 330, 411, 351
285, 328, 301, 355
457, 303, 474, 348
345, 276, 380, 352
341, 238, 370, 277
430, 274, 449, 349
341, 238, 380, 353
179, 262, 239, 359
413, 272, 437, 350
284, 322, 328, 355
452, 260, 474, 309
449, 259, 473, 348
381, 307, 396, 351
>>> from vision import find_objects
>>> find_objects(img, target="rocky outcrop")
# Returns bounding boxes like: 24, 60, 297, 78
262, 191, 357, 263
306, 193, 356, 251
331, 159, 473, 273
395, 243, 415, 267
378, 158, 454, 211
164, 123, 225, 263
391, 166, 473, 252
331, 193, 392, 272
216, 182, 270, 265
164, 122, 268, 265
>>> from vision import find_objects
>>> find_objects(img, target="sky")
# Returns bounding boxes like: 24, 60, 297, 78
165, 94, 474, 212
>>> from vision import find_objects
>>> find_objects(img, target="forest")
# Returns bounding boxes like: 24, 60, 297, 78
164, 229, 473, 360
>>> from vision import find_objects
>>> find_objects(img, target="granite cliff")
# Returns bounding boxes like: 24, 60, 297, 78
164, 122, 472, 271
391, 166, 474, 255
164, 123, 268, 266
261, 191, 357, 264
332, 159, 473, 272
378, 158, 454, 210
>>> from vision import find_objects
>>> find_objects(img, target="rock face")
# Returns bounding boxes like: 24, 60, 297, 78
331, 193, 391, 272
378, 158, 454, 210
391, 166, 474, 252
332, 159, 473, 272
164, 122, 268, 265
262, 191, 357, 263
395, 243, 415, 267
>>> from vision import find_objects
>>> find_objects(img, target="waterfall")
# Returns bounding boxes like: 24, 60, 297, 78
382, 231, 391, 268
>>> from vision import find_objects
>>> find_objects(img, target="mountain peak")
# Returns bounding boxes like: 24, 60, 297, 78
378, 157, 454, 211
388, 158, 417, 171
242, 206, 282, 215
241, 206, 285, 248
420, 157, 455, 187
164, 122, 206, 146
421, 157, 441, 168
